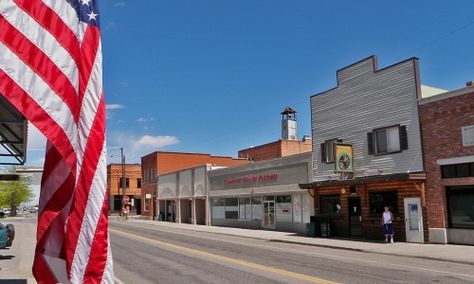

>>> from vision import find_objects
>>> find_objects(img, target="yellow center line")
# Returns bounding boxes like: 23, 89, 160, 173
110, 228, 340, 284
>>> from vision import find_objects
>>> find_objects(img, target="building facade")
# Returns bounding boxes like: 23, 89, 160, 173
419, 84, 474, 245
301, 56, 427, 242
209, 152, 314, 234
141, 151, 247, 219
107, 163, 142, 215
156, 164, 219, 225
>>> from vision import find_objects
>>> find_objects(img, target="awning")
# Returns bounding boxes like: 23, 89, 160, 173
0, 95, 27, 165
299, 172, 426, 189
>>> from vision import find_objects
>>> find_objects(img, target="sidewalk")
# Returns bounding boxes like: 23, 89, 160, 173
125, 219, 474, 265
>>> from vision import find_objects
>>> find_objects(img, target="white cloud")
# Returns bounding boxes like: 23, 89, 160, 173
106, 104, 124, 110
134, 135, 179, 149
105, 104, 124, 120
108, 133, 180, 163
136, 117, 154, 123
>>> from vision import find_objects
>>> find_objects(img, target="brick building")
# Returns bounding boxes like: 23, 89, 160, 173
107, 163, 142, 214
419, 83, 474, 245
141, 152, 247, 219
238, 107, 312, 161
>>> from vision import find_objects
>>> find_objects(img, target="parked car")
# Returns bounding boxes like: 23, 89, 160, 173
0, 222, 14, 249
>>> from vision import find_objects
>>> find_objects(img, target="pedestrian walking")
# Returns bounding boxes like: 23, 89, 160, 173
382, 206, 394, 243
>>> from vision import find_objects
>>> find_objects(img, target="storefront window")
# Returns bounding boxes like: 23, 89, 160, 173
369, 191, 398, 214
320, 195, 340, 215
447, 186, 474, 229
225, 198, 239, 219
212, 198, 225, 219
276, 195, 292, 222
251, 197, 262, 220
239, 198, 251, 221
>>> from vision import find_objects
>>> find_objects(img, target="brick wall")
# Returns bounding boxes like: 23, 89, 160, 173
238, 139, 312, 161
419, 90, 474, 229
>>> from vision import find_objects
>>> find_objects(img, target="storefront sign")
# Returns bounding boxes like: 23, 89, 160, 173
210, 163, 308, 191
224, 173, 278, 186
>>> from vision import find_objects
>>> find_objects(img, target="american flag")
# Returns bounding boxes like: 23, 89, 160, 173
0, 0, 113, 283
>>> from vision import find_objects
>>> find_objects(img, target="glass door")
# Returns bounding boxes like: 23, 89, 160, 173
263, 201, 275, 229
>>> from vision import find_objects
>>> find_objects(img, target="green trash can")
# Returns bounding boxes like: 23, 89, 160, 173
320, 222, 331, 237
306, 222, 316, 237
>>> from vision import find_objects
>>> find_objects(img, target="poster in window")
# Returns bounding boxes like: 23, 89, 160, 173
335, 144, 353, 172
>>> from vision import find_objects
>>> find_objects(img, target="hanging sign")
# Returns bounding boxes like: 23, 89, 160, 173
335, 144, 353, 172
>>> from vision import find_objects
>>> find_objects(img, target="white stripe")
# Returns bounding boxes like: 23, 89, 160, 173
77, 41, 103, 172
41, 0, 86, 42
0, 42, 78, 152
70, 141, 107, 283
101, 236, 115, 284
0, 0, 79, 92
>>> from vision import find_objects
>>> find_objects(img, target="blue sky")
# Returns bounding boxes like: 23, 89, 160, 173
26, 0, 474, 166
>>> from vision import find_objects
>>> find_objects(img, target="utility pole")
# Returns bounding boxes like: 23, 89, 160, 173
121, 147, 128, 220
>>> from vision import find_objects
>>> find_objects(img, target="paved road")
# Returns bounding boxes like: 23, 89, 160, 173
0, 217, 36, 284
110, 221, 474, 284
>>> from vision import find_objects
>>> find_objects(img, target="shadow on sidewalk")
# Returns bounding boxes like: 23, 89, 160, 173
0, 255, 15, 260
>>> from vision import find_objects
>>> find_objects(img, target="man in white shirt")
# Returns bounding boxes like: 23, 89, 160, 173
382, 206, 394, 243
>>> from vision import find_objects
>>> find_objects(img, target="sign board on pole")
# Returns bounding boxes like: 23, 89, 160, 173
123, 196, 129, 203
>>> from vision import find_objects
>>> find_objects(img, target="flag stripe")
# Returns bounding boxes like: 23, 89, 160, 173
84, 196, 109, 283
78, 26, 101, 110
0, 15, 79, 121
0, 41, 78, 152
68, 96, 106, 281
13, 0, 81, 64
0, 69, 76, 169
0, 1, 114, 282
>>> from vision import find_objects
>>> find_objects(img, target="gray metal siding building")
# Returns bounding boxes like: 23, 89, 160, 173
311, 56, 424, 180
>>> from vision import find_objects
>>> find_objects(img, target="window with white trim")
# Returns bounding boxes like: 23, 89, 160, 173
367, 125, 408, 155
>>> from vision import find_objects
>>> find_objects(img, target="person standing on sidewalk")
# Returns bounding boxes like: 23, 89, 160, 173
382, 206, 394, 243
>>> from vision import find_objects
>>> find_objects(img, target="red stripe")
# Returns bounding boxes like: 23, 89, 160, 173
36, 150, 75, 242
13, 0, 81, 65
32, 254, 59, 284
83, 197, 109, 283
66, 95, 106, 277
0, 70, 77, 170
78, 26, 101, 108
0, 15, 79, 121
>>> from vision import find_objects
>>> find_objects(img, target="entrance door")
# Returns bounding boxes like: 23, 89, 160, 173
263, 201, 275, 229
404, 197, 424, 243
348, 198, 362, 236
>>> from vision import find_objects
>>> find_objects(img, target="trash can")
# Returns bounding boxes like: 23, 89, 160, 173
306, 222, 316, 237
320, 222, 331, 237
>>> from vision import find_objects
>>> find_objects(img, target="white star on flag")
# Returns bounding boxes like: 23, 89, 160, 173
87, 11, 98, 21
81, 0, 92, 6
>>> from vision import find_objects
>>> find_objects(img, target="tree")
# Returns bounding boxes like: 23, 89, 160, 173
0, 173, 33, 216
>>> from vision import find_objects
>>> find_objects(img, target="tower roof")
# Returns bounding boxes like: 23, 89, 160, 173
281, 106, 296, 115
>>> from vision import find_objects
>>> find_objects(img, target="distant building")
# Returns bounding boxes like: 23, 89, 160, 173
141, 151, 248, 219
238, 107, 312, 161
107, 163, 142, 215
419, 82, 474, 245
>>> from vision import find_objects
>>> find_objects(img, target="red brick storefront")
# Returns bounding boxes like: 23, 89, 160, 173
419, 85, 474, 244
